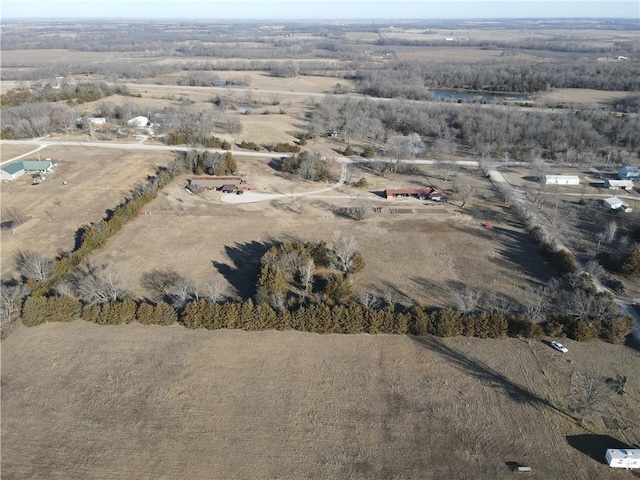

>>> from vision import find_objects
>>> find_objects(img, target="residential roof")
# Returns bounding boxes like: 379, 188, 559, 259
604, 196, 624, 206
544, 175, 580, 179
606, 179, 634, 187
2, 163, 26, 175
385, 187, 437, 196
22, 160, 55, 170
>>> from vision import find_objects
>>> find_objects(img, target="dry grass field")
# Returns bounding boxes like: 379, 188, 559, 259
0, 146, 175, 280
2, 321, 639, 479
0, 49, 130, 67
86, 162, 551, 307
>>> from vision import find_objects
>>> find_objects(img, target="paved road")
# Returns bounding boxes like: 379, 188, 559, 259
1, 144, 49, 166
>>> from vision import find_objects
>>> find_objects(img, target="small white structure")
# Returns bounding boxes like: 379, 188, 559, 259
603, 196, 633, 212
605, 179, 634, 190
88, 117, 106, 125
604, 197, 624, 210
606, 449, 640, 469
543, 175, 580, 185
127, 116, 149, 128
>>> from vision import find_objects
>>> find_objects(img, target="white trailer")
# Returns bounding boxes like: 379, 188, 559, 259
543, 175, 580, 185
606, 449, 640, 469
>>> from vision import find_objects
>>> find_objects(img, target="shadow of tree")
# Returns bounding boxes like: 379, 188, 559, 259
410, 335, 578, 423
212, 240, 272, 300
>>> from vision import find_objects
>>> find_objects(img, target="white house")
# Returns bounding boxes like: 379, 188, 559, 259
605, 179, 634, 190
127, 116, 149, 128
618, 166, 640, 180
543, 175, 580, 185
606, 449, 640, 469
1, 160, 56, 181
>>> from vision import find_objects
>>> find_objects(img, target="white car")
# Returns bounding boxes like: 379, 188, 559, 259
551, 341, 568, 353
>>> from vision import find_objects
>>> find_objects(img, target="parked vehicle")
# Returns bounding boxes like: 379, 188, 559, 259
551, 341, 568, 353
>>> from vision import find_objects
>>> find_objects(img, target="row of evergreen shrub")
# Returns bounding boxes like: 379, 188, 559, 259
22, 296, 633, 344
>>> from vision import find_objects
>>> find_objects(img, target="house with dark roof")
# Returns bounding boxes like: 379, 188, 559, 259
187, 176, 255, 194
384, 187, 442, 200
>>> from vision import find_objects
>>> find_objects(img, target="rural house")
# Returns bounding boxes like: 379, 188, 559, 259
1, 160, 56, 181
187, 176, 255, 194
619, 166, 640, 180
543, 175, 580, 185
385, 187, 442, 200
605, 179, 634, 190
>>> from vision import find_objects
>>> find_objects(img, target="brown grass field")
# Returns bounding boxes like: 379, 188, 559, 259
0, 146, 175, 280
84, 161, 551, 307
2, 321, 639, 479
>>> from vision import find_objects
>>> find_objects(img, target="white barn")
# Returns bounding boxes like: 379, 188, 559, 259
543, 175, 580, 185
605, 179, 634, 190
606, 449, 640, 469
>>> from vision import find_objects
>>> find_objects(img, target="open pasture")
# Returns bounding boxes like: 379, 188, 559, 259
2, 321, 638, 479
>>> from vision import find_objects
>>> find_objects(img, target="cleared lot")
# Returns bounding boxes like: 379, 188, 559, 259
2, 322, 638, 479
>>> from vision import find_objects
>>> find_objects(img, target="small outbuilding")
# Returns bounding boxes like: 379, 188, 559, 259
606, 449, 640, 469
603, 197, 633, 212
543, 175, 580, 185
605, 179, 634, 190
127, 116, 150, 128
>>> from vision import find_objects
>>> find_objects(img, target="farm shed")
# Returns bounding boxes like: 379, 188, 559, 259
618, 166, 640, 180
604, 197, 624, 210
1, 160, 56, 181
543, 175, 580, 185
603, 197, 632, 212
605, 179, 634, 190
385, 187, 442, 200
606, 449, 640, 469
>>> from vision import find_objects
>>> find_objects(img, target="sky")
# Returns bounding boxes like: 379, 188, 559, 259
1, 0, 638, 20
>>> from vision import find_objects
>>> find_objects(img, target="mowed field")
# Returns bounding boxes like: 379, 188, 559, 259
88, 161, 551, 307
2, 321, 639, 479
0, 146, 175, 280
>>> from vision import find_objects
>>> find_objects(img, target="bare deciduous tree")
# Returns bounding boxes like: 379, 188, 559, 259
521, 285, 547, 322
1, 207, 28, 227
70, 261, 127, 305
14, 250, 53, 282
604, 221, 618, 245
204, 280, 225, 303
329, 231, 359, 275
298, 258, 315, 293
569, 372, 617, 420
0, 283, 30, 329
452, 286, 482, 313
141, 268, 197, 310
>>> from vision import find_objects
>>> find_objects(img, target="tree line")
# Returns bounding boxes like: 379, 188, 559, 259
356, 59, 640, 97
308, 95, 640, 163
